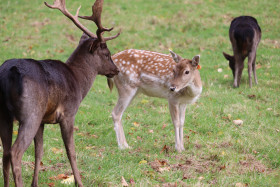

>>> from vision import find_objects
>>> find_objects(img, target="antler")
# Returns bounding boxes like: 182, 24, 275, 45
78, 0, 121, 42
45, 0, 120, 42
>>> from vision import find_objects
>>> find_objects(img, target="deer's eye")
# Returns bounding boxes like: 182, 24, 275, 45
185, 70, 190, 74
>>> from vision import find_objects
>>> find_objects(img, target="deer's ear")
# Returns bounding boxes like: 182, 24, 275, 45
192, 55, 200, 66
223, 52, 234, 61
89, 40, 99, 53
169, 50, 182, 63
79, 33, 90, 44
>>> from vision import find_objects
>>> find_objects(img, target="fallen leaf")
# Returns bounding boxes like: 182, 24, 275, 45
139, 160, 147, 164
61, 175, 74, 185
158, 167, 170, 173
13, 131, 18, 135
219, 165, 226, 170
141, 99, 149, 104
233, 119, 243, 126
217, 68, 223, 72
224, 74, 229, 78
51, 147, 63, 154
163, 182, 177, 187
137, 136, 142, 141
267, 108, 273, 111
85, 146, 96, 150
121, 176, 129, 187
162, 124, 167, 129
235, 183, 247, 187
133, 122, 140, 127
247, 94, 256, 99
198, 176, 204, 180
182, 173, 192, 179
160, 145, 169, 154
149, 130, 154, 133
47, 182, 55, 187
49, 174, 68, 181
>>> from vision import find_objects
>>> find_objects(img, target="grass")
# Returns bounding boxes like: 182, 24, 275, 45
0, 0, 280, 186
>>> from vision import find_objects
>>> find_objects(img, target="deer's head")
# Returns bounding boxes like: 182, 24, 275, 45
169, 50, 200, 92
223, 52, 235, 77
45, 0, 120, 78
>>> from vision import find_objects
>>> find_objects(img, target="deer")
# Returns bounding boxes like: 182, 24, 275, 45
223, 16, 261, 88
0, 0, 120, 186
107, 49, 202, 153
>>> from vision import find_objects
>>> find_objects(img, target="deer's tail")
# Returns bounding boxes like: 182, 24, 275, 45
107, 78, 114, 92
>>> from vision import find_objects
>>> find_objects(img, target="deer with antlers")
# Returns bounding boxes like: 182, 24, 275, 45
108, 49, 202, 152
0, 0, 120, 186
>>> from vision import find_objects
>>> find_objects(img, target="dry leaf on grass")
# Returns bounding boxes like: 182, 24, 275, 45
160, 145, 170, 154
235, 183, 248, 187
49, 173, 68, 180
51, 147, 63, 154
47, 182, 55, 187
61, 175, 75, 185
139, 160, 147, 164
133, 122, 140, 127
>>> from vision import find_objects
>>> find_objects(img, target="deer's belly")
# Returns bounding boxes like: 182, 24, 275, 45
139, 84, 169, 98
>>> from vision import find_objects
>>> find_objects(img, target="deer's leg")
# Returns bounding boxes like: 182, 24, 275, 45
247, 51, 257, 88
60, 117, 83, 187
178, 103, 187, 151
31, 124, 45, 187
250, 52, 258, 85
168, 101, 182, 152
0, 111, 13, 187
112, 87, 137, 149
233, 56, 244, 88
10, 116, 42, 187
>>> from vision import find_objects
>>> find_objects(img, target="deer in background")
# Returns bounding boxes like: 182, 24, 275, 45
223, 16, 261, 88
0, 0, 120, 186
107, 49, 202, 153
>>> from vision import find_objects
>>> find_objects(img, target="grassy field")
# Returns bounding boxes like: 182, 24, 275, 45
0, 0, 280, 186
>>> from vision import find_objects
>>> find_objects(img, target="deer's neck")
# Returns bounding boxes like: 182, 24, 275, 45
186, 71, 202, 97
66, 52, 98, 100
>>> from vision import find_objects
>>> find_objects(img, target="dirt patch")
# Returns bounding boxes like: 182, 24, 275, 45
172, 155, 225, 175
217, 141, 233, 148
22, 161, 65, 171
238, 154, 270, 174
150, 155, 225, 180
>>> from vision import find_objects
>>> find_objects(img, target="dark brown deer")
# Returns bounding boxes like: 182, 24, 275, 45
223, 16, 261, 88
0, 0, 120, 186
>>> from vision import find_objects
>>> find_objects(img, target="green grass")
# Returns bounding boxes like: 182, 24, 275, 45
0, 0, 280, 186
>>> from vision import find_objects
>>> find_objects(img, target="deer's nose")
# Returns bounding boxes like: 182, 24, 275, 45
170, 86, 176, 91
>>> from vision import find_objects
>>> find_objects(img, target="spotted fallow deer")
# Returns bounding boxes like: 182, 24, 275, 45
0, 0, 120, 186
107, 49, 202, 152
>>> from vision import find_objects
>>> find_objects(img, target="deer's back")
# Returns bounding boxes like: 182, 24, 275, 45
229, 16, 261, 55
112, 49, 176, 98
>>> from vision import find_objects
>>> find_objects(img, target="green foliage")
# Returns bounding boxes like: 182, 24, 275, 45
0, 0, 279, 186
